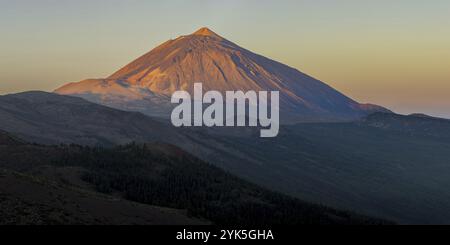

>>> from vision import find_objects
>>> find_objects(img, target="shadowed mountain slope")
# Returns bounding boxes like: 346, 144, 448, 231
2, 92, 449, 224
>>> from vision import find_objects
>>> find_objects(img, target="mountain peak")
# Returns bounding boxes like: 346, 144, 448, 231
192, 27, 221, 38
55, 28, 389, 122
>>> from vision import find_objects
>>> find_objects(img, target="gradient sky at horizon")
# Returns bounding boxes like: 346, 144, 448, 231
1, 0, 450, 117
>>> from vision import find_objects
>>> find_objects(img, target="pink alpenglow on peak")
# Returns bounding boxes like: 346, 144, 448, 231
55, 27, 390, 123
192, 27, 222, 38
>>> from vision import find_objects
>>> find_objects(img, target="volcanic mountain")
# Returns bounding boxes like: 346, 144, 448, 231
55, 27, 389, 122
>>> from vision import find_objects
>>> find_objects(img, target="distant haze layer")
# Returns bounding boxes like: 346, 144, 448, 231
1, 0, 449, 118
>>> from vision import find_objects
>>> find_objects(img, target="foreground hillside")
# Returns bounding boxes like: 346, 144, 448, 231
0, 131, 388, 225
0, 169, 205, 225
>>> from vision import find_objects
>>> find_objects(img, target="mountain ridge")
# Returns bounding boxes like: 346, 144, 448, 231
0, 91, 185, 145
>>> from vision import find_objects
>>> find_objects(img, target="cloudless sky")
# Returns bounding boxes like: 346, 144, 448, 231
1, 0, 450, 117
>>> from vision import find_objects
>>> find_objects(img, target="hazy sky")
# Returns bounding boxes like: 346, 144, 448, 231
1, 0, 450, 117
